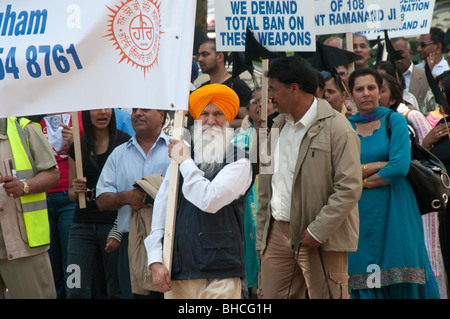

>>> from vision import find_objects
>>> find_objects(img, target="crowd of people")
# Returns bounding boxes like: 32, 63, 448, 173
0, 25, 450, 300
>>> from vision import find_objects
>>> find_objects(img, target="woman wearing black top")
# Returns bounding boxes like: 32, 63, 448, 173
422, 71, 450, 291
67, 108, 130, 298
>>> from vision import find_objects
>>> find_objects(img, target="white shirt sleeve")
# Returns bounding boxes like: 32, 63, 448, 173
144, 165, 170, 266
179, 158, 252, 213
144, 158, 253, 267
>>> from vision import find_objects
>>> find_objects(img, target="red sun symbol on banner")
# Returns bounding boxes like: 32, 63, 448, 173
105, 0, 162, 77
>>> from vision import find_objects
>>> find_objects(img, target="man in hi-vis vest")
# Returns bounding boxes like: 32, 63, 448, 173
0, 117, 60, 299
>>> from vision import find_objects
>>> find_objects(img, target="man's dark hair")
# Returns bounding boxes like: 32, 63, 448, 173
200, 38, 229, 61
430, 27, 446, 53
266, 56, 318, 94
348, 67, 383, 93
316, 70, 325, 91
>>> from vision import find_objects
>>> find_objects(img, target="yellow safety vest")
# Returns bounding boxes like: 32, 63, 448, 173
6, 117, 50, 248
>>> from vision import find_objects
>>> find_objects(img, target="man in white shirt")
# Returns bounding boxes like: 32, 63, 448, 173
416, 27, 450, 77
256, 56, 362, 299
145, 84, 253, 299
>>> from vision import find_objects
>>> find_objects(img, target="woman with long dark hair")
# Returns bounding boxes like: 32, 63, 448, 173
67, 108, 130, 298
378, 72, 432, 144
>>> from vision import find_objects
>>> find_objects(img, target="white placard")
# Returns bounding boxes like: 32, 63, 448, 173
215, 0, 316, 52
314, 0, 401, 35
0, 0, 196, 118
353, 0, 435, 40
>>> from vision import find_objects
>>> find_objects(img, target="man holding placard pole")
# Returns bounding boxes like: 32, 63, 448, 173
145, 84, 254, 299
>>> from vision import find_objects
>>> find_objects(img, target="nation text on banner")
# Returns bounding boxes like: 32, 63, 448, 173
353, 0, 435, 40
313, 0, 401, 36
0, 0, 196, 118
215, 0, 316, 52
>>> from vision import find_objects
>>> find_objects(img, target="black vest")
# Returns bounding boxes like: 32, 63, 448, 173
170, 145, 254, 280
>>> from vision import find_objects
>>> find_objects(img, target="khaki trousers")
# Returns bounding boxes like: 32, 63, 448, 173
258, 220, 349, 299
165, 278, 241, 299
0, 252, 56, 299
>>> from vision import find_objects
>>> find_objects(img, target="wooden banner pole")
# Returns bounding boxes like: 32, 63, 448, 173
382, 39, 388, 61
70, 111, 86, 209
162, 110, 186, 276
345, 32, 355, 74
261, 59, 269, 129
258, 59, 270, 172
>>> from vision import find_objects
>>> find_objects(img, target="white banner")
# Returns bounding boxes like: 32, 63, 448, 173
0, 0, 196, 118
214, 0, 316, 52
353, 0, 435, 40
313, 0, 401, 35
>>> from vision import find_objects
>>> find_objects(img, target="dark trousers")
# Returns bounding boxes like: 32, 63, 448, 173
47, 192, 76, 299
117, 232, 133, 299
118, 233, 163, 299
67, 222, 121, 298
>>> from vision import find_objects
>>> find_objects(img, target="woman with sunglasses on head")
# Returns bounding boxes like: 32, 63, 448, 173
67, 108, 131, 298
346, 67, 439, 299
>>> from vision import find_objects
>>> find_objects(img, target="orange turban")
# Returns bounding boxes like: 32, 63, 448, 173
189, 84, 240, 122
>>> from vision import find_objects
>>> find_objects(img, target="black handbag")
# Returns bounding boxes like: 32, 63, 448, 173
386, 112, 450, 214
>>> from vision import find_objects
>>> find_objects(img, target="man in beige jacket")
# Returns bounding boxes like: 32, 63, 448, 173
256, 56, 363, 299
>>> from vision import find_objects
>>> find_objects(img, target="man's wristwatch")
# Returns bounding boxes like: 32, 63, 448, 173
22, 181, 29, 195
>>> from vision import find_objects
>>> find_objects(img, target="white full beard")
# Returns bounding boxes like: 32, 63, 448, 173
191, 122, 234, 176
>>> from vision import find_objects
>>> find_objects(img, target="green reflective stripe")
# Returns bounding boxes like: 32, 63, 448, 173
21, 199, 48, 212
23, 209, 50, 247
19, 117, 31, 129
16, 169, 35, 180
7, 119, 32, 171
15, 119, 36, 171
20, 191, 46, 204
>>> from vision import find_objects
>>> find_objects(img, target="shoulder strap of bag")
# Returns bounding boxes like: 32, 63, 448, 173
386, 112, 416, 142
385, 112, 392, 140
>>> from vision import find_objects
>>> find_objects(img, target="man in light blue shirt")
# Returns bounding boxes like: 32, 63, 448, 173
96, 108, 171, 299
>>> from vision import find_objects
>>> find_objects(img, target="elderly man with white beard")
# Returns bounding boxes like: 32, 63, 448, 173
144, 84, 254, 299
